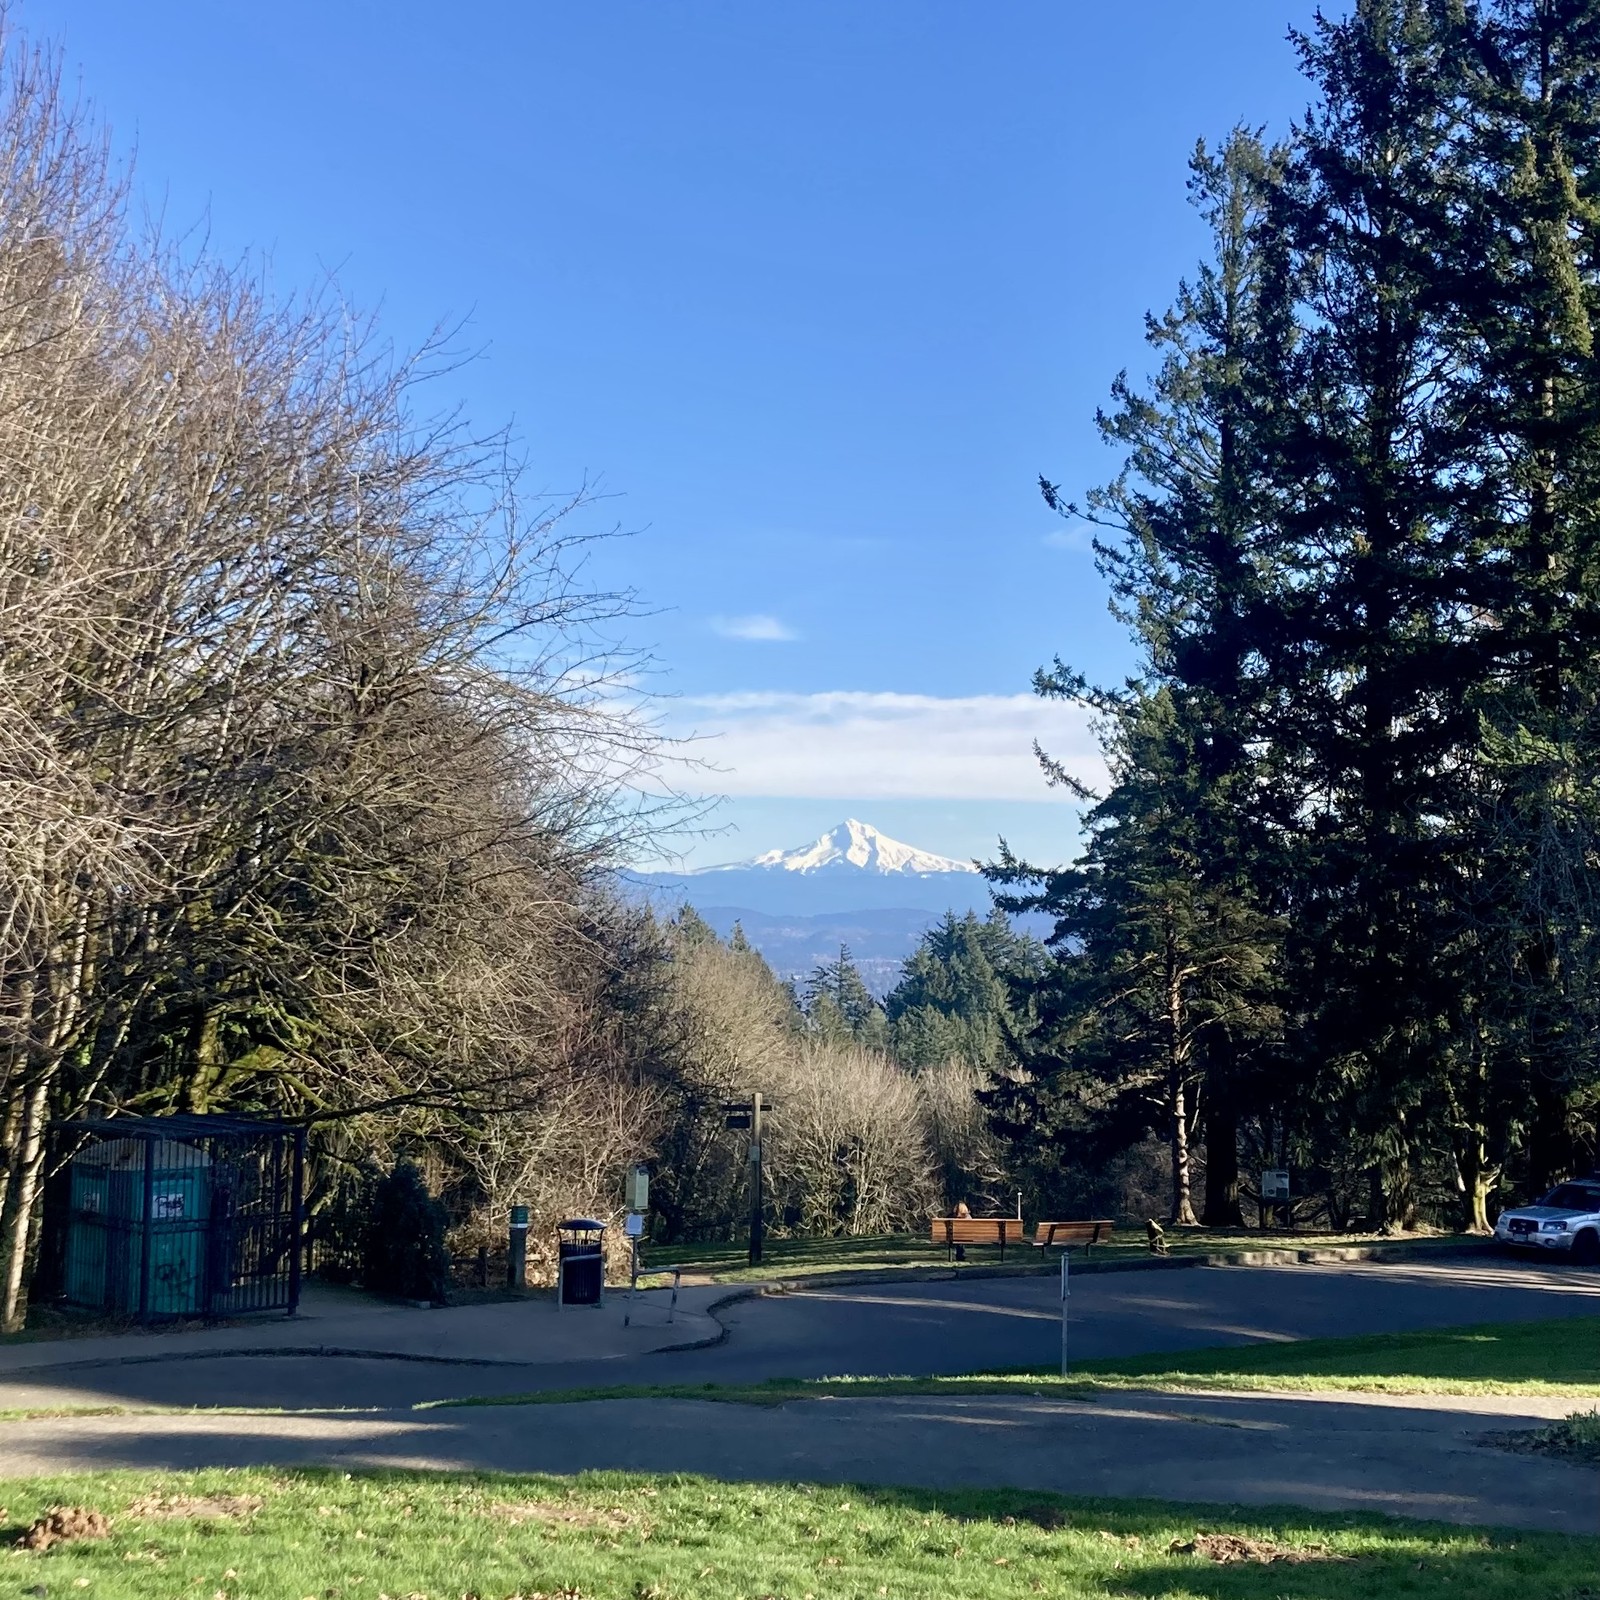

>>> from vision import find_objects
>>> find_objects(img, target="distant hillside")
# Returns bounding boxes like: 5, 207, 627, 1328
688, 905, 949, 997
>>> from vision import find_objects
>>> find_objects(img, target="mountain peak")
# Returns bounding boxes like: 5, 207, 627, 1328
736, 818, 979, 877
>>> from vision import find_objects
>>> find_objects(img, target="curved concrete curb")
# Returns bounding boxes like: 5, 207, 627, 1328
0, 1344, 542, 1375
0, 1242, 1494, 1377
0, 1305, 730, 1377
640, 1287, 767, 1357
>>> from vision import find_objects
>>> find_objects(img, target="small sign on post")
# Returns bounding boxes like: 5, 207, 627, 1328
1261, 1169, 1291, 1232
508, 1203, 530, 1290
627, 1164, 650, 1213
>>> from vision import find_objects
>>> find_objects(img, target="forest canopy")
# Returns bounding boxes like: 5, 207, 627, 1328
992, 0, 1600, 1236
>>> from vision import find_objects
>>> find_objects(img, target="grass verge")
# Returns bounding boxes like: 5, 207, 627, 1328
2, 1467, 1595, 1599
427, 1316, 1600, 1409
1489, 1407, 1600, 1467
1067, 1313, 1600, 1396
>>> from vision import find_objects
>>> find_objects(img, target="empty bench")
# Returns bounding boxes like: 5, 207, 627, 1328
931, 1216, 1025, 1261
1031, 1220, 1115, 1253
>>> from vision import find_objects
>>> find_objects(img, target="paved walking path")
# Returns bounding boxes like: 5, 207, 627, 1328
2, 1385, 1592, 1535
0, 1279, 725, 1377
1, 1256, 1596, 1412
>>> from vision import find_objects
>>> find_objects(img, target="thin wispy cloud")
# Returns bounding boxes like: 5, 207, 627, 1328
1042, 524, 1097, 553
672, 690, 1104, 801
711, 613, 801, 642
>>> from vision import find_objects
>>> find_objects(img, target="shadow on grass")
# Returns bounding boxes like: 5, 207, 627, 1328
806, 1482, 1600, 1600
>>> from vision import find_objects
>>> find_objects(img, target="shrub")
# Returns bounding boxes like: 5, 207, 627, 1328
361, 1161, 450, 1302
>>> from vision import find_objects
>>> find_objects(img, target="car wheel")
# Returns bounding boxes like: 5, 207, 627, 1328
1573, 1230, 1600, 1267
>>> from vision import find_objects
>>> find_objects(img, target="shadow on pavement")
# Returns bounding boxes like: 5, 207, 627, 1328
3, 1382, 1596, 1535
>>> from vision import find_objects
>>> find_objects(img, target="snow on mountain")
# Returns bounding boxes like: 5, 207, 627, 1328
703, 818, 979, 879
634, 819, 991, 922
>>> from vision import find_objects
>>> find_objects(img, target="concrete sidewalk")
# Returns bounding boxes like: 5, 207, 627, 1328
0, 1280, 730, 1375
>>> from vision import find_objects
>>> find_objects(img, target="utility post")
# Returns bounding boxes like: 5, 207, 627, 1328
749, 1091, 766, 1267
724, 1094, 776, 1269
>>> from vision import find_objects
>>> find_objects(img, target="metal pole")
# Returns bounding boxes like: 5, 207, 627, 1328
288, 1127, 305, 1317
624, 1234, 637, 1327
749, 1091, 765, 1268
137, 1134, 155, 1323
1059, 1249, 1070, 1378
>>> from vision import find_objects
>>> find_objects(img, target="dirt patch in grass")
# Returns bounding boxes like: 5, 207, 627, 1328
1000, 1504, 1070, 1531
16, 1505, 112, 1550
488, 1499, 639, 1534
1168, 1529, 1340, 1564
126, 1491, 265, 1519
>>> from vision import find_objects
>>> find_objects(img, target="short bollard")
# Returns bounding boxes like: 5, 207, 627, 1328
508, 1205, 529, 1289
1060, 1250, 1070, 1378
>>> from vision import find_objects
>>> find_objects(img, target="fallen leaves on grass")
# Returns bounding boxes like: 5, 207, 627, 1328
1168, 1531, 1337, 1564
16, 1506, 112, 1550
1000, 1506, 1068, 1530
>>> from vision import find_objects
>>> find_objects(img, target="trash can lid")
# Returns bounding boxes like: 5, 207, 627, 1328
558, 1217, 606, 1232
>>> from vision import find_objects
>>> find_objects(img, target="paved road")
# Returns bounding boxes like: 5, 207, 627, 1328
1, 1256, 1595, 1411
3, 1258, 1597, 1533
2, 1387, 1593, 1535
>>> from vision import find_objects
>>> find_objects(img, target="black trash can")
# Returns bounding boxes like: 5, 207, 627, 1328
556, 1217, 605, 1307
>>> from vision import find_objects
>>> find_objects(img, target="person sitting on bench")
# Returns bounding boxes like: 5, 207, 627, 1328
953, 1200, 971, 1261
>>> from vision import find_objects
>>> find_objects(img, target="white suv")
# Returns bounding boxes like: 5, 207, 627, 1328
1494, 1179, 1600, 1265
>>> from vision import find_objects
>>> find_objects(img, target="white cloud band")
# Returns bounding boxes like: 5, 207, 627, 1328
672, 690, 1103, 801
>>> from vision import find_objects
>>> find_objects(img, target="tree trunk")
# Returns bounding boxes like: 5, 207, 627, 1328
1380, 1146, 1418, 1233
1526, 1085, 1574, 1196
1202, 1096, 1244, 1227
1170, 1072, 1199, 1227
1452, 1115, 1498, 1235
0, 1074, 50, 1332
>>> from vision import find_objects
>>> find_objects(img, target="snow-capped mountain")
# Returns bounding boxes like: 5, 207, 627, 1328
631, 820, 995, 993
725, 819, 979, 879
634, 818, 992, 922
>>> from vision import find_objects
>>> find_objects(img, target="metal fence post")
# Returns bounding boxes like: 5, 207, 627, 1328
288, 1127, 305, 1316
138, 1133, 154, 1323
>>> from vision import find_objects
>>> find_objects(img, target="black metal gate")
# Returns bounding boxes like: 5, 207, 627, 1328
43, 1115, 305, 1321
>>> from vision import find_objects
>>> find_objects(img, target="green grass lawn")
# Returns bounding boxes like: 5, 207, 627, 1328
433, 1315, 1600, 1410
1067, 1313, 1600, 1396
635, 1227, 1473, 1285
2, 1468, 1595, 1600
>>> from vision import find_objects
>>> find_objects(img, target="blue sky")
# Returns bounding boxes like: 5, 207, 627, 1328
29, 0, 1325, 869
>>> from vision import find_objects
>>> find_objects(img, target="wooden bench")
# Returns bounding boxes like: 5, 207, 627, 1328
931, 1216, 1025, 1260
1031, 1220, 1115, 1253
